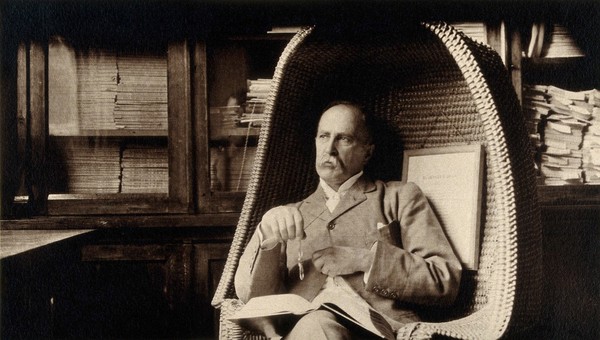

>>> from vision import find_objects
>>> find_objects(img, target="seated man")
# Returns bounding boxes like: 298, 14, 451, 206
235, 101, 462, 339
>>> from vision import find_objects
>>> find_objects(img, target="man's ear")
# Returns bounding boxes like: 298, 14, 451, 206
364, 144, 375, 164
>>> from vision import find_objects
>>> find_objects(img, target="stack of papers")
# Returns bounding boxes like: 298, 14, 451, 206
523, 84, 599, 185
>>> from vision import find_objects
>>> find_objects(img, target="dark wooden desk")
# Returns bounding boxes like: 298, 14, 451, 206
0, 229, 94, 259
1, 227, 233, 339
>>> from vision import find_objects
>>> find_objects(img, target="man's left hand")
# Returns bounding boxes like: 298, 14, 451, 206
312, 246, 374, 276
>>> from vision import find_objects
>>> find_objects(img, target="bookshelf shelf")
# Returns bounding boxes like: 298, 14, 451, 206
538, 184, 600, 207
5, 28, 287, 217
524, 56, 586, 63
47, 193, 169, 200
0, 214, 240, 230
50, 130, 169, 137
210, 127, 261, 140
522, 56, 599, 89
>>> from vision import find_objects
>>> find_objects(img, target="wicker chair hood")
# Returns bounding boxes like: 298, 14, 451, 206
212, 23, 541, 339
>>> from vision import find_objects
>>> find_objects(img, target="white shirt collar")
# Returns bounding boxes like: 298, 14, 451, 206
319, 171, 363, 199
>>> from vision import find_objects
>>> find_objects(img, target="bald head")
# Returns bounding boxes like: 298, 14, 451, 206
314, 103, 375, 189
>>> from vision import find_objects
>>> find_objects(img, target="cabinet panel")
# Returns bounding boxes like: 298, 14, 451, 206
1, 231, 91, 339
78, 243, 195, 338
193, 242, 230, 338
540, 206, 599, 339
167, 40, 194, 207
1, 229, 234, 339
199, 36, 289, 212
13, 38, 193, 216
30, 41, 49, 214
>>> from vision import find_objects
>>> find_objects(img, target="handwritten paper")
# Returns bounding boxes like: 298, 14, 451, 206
402, 145, 484, 270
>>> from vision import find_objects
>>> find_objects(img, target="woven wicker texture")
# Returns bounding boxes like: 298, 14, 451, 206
212, 22, 541, 339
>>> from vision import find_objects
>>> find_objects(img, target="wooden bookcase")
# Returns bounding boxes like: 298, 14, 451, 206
11, 38, 194, 216
4, 31, 291, 221
2, 2, 597, 226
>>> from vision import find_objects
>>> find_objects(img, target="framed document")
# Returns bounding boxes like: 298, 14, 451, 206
402, 145, 485, 270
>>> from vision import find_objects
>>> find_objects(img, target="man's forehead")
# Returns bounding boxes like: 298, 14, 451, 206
318, 106, 361, 130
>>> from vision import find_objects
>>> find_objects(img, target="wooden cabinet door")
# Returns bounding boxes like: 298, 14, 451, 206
13, 39, 193, 216
193, 242, 231, 338
78, 243, 194, 338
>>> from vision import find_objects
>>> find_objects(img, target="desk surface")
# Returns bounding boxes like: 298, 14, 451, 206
0, 229, 94, 259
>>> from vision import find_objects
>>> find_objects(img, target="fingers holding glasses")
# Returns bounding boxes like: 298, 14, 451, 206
260, 206, 304, 248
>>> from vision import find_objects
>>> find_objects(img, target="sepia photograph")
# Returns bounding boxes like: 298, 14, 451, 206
1, 1, 598, 339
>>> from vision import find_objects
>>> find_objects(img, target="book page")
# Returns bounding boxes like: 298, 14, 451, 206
48, 36, 80, 136
229, 291, 394, 339
229, 294, 314, 319
402, 145, 484, 270
314, 291, 394, 340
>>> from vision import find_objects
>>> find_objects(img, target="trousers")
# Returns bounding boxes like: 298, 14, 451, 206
283, 310, 383, 340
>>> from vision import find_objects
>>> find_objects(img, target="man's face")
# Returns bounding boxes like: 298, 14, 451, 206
315, 104, 373, 189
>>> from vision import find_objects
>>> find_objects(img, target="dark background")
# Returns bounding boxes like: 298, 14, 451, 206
1, 1, 598, 339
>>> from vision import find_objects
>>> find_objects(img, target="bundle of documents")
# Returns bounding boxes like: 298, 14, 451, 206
76, 50, 168, 132
522, 85, 548, 172
77, 50, 119, 130
228, 146, 256, 191
540, 24, 585, 58
582, 91, 600, 184
240, 103, 266, 127
524, 84, 599, 185
121, 144, 169, 193
114, 53, 168, 131
526, 23, 585, 59
209, 105, 244, 139
63, 141, 121, 193
209, 146, 256, 192
246, 78, 271, 100
242, 78, 271, 127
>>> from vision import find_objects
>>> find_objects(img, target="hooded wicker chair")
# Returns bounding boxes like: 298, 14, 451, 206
211, 22, 542, 339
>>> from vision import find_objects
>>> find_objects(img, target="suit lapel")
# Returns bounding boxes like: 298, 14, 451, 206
300, 186, 329, 228
330, 176, 377, 220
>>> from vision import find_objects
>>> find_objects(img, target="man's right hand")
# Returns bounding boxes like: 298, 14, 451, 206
259, 206, 304, 249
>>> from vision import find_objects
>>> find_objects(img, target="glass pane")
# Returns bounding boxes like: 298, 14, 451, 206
14, 42, 29, 203
210, 144, 256, 192
208, 39, 286, 192
121, 141, 168, 194
47, 36, 168, 195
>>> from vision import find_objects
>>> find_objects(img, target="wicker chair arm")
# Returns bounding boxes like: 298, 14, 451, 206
396, 307, 503, 339
219, 299, 267, 340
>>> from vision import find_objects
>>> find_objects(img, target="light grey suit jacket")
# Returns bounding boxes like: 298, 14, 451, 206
234, 176, 462, 329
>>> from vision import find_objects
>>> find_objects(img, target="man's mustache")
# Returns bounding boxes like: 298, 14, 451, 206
318, 155, 339, 166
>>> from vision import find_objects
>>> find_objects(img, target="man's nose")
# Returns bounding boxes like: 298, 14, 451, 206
324, 139, 338, 155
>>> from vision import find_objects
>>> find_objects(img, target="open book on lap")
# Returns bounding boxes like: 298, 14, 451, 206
228, 293, 395, 339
